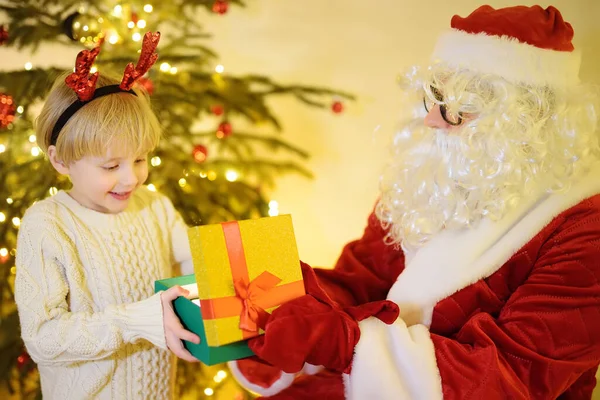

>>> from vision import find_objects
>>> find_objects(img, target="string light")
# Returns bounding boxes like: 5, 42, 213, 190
0, 144, 5, 153
147, 184, 156, 192
108, 34, 119, 44
17, 106, 24, 114
127, 21, 135, 29
160, 62, 171, 72
0, 212, 5, 222
215, 64, 224, 73
225, 170, 238, 182
204, 388, 214, 396
207, 171, 217, 181
113, 5, 123, 16
10, 267, 16, 274
132, 32, 142, 42
82, 25, 89, 32
143, 4, 153, 12
137, 20, 147, 28
151, 156, 161, 166
49, 187, 58, 196
268, 200, 279, 217
0, 248, 9, 264
6, 198, 13, 204
31, 147, 40, 156
213, 370, 227, 383
169, 66, 178, 74
28, 134, 36, 143
24, 62, 32, 70
12, 217, 20, 227
90, 66, 98, 74
199, 171, 207, 178
178, 178, 187, 188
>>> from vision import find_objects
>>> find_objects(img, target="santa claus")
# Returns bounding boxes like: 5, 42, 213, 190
229, 5, 600, 399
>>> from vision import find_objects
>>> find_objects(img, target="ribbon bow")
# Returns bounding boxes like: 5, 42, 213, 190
234, 271, 281, 333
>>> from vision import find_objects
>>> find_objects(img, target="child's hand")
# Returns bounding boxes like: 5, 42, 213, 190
160, 286, 201, 362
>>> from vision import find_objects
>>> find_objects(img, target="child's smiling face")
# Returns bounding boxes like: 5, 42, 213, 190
64, 146, 149, 214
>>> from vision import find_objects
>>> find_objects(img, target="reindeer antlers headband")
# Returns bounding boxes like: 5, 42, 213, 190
50, 31, 161, 146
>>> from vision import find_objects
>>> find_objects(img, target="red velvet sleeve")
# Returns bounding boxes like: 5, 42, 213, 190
433, 205, 600, 399
312, 212, 406, 307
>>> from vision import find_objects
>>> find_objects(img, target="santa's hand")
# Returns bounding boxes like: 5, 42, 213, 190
247, 292, 398, 374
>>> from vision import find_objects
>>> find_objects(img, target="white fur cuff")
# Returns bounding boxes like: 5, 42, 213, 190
228, 361, 323, 397
343, 317, 443, 400
228, 360, 295, 397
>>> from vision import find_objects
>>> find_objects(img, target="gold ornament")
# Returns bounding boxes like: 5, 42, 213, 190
64, 11, 105, 48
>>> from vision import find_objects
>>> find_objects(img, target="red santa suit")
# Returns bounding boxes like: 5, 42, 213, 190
231, 167, 600, 399
230, 5, 600, 399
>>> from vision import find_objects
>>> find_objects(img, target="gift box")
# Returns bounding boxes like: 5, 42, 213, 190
154, 274, 253, 365
190, 214, 306, 347
154, 214, 305, 364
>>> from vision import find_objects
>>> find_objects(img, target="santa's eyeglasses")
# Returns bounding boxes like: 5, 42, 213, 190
423, 86, 463, 126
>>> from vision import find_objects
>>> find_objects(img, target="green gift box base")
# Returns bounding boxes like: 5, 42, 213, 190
154, 274, 254, 365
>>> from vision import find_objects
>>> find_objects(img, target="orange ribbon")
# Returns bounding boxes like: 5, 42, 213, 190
234, 271, 281, 332
199, 221, 305, 340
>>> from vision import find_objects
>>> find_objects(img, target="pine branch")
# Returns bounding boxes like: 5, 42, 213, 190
0, 68, 63, 107
193, 132, 310, 158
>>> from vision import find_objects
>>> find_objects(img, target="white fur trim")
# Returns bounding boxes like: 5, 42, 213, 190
343, 317, 442, 400
227, 360, 296, 397
227, 361, 323, 397
301, 363, 324, 375
388, 164, 600, 327
431, 29, 581, 87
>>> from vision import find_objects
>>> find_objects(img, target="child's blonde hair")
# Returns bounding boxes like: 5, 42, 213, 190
36, 72, 161, 165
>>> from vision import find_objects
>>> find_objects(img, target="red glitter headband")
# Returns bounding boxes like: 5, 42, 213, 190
50, 31, 160, 145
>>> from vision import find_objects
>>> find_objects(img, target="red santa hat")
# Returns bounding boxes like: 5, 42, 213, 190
430, 5, 581, 87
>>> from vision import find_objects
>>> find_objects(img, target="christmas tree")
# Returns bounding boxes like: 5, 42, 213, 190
0, 0, 352, 398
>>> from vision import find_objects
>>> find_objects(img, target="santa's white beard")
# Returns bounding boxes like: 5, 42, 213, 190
376, 122, 540, 253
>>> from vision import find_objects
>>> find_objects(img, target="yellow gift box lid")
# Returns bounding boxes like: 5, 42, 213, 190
188, 214, 305, 346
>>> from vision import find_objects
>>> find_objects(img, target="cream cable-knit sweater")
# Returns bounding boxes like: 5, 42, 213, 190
15, 186, 193, 399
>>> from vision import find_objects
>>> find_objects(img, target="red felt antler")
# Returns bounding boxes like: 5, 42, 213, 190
120, 31, 161, 91
65, 46, 101, 101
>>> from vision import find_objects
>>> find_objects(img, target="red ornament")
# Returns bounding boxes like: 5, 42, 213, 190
0, 25, 8, 46
131, 12, 139, 24
216, 121, 232, 139
0, 93, 16, 129
137, 77, 154, 95
16, 351, 30, 371
212, 0, 229, 14
331, 100, 344, 114
210, 104, 224, 116
192, 144, 208, 163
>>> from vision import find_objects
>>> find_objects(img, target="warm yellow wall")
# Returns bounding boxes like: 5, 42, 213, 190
201, 0, 600, 267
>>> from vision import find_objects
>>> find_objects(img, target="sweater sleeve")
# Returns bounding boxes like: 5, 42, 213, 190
15, 214, 168, 366
343, 208, 600, 399
314, 212, 405, 306
158, 192, 193, 276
